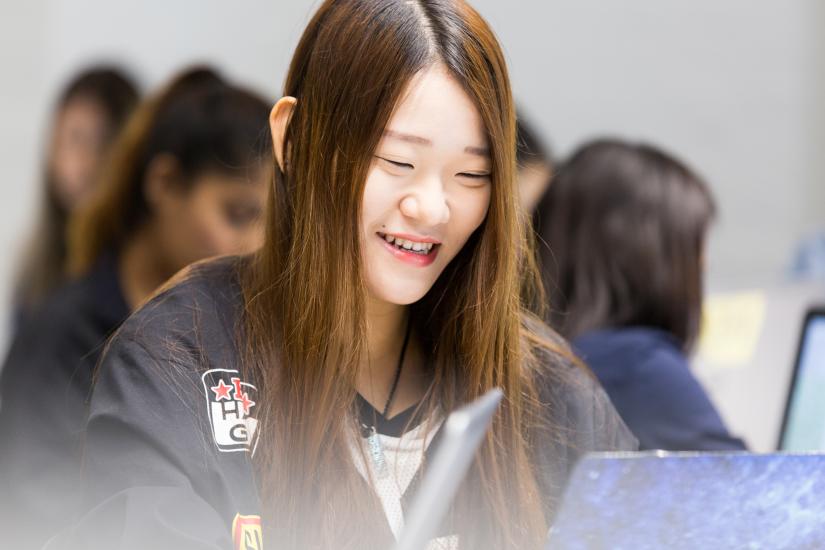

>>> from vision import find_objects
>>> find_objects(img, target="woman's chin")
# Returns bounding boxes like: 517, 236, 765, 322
366, 280, 434, 307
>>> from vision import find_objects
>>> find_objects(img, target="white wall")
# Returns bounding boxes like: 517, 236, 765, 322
1, 0, 823, 355
488, 0, 824, 290
1, 0, 50, 353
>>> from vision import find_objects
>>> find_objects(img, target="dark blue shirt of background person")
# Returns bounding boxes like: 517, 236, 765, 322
534, 138, 747, 451
574, 327, 745, 450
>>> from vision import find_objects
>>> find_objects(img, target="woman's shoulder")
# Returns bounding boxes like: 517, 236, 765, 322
139, 254, 244, 318
91, 255, 257, 451
520, 315, 637, 515
97, 255, 248, 401
522, 313, 596, 393
116, 255, 245, 348
79, 257, 261, 547
522, 314, 636, 450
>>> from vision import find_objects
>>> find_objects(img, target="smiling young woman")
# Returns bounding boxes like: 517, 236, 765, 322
50, 2, 635, 550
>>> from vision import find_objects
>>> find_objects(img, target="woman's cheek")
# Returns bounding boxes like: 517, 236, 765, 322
452, 184, 492, 237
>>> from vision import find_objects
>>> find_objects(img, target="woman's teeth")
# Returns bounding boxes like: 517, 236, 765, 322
379, 233, 434, 255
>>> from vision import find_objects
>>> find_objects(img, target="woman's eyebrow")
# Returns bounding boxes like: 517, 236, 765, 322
464, 145, 490, 158
383, 129, 430, 146
383, 129, 490, 157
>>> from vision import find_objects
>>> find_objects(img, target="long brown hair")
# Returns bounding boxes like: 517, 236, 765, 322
67, 67, 271, 276
536, 138, 716, 350
16, 66, 139, 313
241, 1, 567, 548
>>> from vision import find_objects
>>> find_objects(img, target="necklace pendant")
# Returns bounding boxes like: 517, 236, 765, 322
366, 426, 389, 478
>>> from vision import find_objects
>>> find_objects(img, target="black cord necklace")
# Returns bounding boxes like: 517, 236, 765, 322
382, 315, 412, 418
362, 315, 412, 476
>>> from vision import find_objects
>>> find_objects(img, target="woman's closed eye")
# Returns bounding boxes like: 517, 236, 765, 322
457, 171, 491, 186
376, 156, 414, 170
457, 171, 490, 180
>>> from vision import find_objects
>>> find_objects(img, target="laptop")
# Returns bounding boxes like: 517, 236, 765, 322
394, 388, 503, 550
692, 283, 825, 451
546, 452, 825, 549
778, 307, 825, 451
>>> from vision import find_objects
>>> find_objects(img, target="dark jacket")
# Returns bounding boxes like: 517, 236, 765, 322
573, 327, 747, 451
0, 254, 130, 550
48, 258, 636, 550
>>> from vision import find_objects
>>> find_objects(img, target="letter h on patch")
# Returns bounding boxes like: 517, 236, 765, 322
202, 369, 259, 453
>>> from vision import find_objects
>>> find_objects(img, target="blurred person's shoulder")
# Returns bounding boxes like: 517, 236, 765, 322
24, 254, 126, 335
4, 254, 127, 368
573, 326, 685, 385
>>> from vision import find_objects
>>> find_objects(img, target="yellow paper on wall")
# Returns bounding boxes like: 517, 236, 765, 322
697, 291, 766, 368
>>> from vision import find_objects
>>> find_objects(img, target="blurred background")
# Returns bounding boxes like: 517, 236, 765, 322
0, 0, 823, 449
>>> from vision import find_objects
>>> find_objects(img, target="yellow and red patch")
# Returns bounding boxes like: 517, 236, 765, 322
232, 513, 262, 550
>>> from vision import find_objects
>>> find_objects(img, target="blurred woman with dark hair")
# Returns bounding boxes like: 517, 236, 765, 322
516, 112, 554, 215
0, 66, 271, 550
15, 66, 140, 321
537, 138, 746, 451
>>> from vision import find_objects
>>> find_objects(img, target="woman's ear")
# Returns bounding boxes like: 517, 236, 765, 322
269, 96, 297, 172
144, 153, 183, 211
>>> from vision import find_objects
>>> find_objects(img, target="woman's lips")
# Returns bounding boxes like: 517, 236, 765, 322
377, 233, 440, 267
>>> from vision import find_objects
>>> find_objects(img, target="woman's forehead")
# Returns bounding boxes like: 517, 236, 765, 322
384, 65, 489, 153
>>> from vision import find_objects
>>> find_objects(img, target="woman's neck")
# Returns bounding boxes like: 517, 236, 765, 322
358, 296, 429, 418
117, 225, 174, 310
366, 297, 407, 366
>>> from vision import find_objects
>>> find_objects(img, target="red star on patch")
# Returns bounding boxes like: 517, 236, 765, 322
211, 379, 233, 401
238, 391, 256, 415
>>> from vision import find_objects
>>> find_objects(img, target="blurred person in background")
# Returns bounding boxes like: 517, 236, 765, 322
0, 65, 271, 550
789, 230, 825, 282
516, 112, 554, 215
13, 66, 139, 326
536, 138, 747, 451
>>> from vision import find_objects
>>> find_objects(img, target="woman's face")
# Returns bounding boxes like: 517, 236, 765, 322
50, 96, 111, 212
518, 160, 553, 214
153, 168, 268, 274
361, 65, 492, 306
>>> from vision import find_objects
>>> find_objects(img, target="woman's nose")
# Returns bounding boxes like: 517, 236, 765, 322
399, 176, 450, 226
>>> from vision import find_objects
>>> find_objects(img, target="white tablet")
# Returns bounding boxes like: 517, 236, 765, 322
394, 388, 503, 550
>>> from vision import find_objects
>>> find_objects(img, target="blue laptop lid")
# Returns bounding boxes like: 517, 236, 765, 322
548, 452, 825, 550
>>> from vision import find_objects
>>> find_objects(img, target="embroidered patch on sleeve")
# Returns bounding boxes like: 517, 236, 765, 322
202, 369, 259, 453
232, 513, 263, 550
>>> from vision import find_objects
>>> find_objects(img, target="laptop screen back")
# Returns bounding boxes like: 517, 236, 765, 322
547, 452, 825, 549
780, 310, 825, 451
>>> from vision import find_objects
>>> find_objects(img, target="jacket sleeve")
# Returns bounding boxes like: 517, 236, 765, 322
543, 365, 639, 468
47, 335, 235, 550
532, 353, 639, 521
